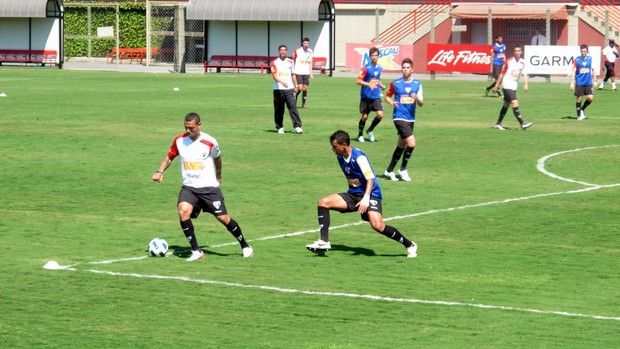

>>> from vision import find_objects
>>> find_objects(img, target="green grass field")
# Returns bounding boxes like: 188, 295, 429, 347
0, 68, 618, 348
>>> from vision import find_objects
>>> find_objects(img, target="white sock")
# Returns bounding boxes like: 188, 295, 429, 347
613, 83, 617, 89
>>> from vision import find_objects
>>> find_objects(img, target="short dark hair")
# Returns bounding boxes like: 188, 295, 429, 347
302, 37, 310, 43
279, 44, 287, 51
514, 45, 522, 50
330, 130, 350, 146
580, 44, 588, 50
369, 47, 379, 55
401, 57, 413, 66
185, 112, 201, 124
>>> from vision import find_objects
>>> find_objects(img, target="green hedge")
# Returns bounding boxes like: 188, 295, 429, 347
64, 2, 147, 57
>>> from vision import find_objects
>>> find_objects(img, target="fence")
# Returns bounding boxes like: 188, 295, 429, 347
63, 1, 618, 76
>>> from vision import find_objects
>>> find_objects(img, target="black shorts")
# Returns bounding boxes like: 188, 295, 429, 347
502, 89, 518, 102
492, 64, 502, 79
178, 186, 228, 217
338, 192, 382, 221
359, 98, 383, 114
296, 74, 310, 86
394, 120, 415, 139
574, 85, 593, 97
604, 61, 616, 78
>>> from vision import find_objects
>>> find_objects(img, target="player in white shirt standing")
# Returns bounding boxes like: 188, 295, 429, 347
271, 44, 303, 134
292, 37, 313, 109
599, 39, 618, 91
492, 45, 533, 131
152, 112, 254, 261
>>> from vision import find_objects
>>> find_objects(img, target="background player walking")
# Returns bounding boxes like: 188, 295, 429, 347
570, 44, 597, 121
383, 58, 424, 182
356, 47, 385, 143
292, 37, 313, 109
492, 45, 532, 130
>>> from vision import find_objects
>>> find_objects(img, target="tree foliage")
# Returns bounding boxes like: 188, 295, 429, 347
64, 2, 147, 57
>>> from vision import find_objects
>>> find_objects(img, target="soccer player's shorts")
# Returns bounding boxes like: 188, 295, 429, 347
502, 89, 518, 102
394, 120, 415, 139
604, 61, 615, 78
574, 85, 593, 97
178, 186, 228, 217
492, 64, 502, 79
359, 98, 383, 114
337, 192, 382, 221
296, 74, 310, 86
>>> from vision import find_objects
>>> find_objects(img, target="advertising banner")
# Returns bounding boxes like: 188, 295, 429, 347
345, 43, 414, 71
524, 45, 601, 75
426, 43, 492, 73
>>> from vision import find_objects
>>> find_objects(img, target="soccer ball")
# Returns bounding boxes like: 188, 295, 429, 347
148, 238, 168, 257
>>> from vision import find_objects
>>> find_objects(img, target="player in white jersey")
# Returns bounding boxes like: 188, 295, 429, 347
492, 45, 532, 131
271, 44, 302, 134
292, 37, 313, 109
599, 39, 618, 91
152, 112, 253, 261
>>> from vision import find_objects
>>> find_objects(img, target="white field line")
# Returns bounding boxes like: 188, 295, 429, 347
46, 266, 620, 322
49, 145, 620, 321
536, 144, 619, 187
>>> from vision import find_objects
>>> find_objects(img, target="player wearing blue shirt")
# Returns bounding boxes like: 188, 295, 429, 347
306, 130, 418, 258
356, 47, 386, 143
383, 58, 424, 182
485, 36, 506, 99
570, 44, 597, 120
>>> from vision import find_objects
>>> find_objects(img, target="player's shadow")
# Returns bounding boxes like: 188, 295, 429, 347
331, 244, 376, 256
332, 244, 407, 257
170, 245, 231, 258
561, 115, 579, 120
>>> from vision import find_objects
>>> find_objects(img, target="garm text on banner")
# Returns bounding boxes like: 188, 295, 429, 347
524, 45, 601, 75
426, 43, 492, 73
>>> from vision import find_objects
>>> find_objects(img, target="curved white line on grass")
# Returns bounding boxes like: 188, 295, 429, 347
50, 267, 619, 322
536, 145, 619, 187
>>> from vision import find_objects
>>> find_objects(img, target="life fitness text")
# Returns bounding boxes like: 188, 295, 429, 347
427, 43, 492, 73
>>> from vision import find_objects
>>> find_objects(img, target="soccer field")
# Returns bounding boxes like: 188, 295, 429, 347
0, 68, 618, 348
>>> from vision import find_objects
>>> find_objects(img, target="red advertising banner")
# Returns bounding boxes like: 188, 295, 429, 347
345, 43, 414, 72
427, 43, 492, 73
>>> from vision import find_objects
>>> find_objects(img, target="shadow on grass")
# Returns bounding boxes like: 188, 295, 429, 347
169, 245, 233, 258
306, 244, 402, 257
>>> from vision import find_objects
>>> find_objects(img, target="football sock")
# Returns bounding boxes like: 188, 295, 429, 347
357, 119, 367, 137
582, 100, 591, 111
612, 82, 616, 90
225, 218, 249, 248
496, 106, 508, 125
387, 147, 405, 172
367, 116, 382, 132
380, 225, 412, 247
512, 108, 524, 125
302, 90, 307, 106
486, 81, 495, 91
180, 219, 200, 251
400, 146, 415, 169
575, 102, 581, 117
318, 206, 330, 242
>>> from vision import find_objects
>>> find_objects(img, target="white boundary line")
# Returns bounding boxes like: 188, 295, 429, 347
41, 266, 619, 321
46, 145, 620, 321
